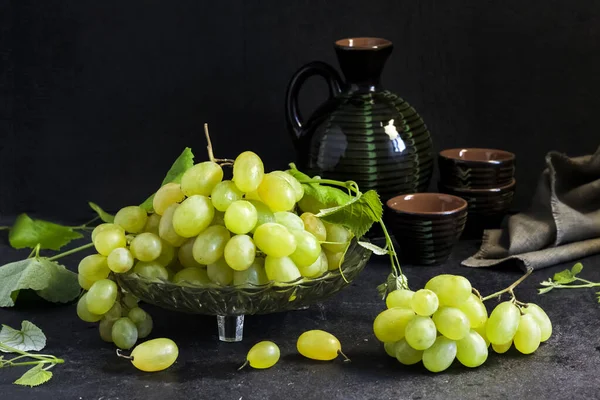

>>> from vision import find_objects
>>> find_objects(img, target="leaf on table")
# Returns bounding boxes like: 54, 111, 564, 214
140, 147, 195, 212
88, 202, 114, 223
538, 286, 554, 294
552, 269, 577, 284
0, 258, 80, 307
8, 214, 83, 251
14, 364, 53, 387
571, 262, 583, 276
0, 321, 46, 352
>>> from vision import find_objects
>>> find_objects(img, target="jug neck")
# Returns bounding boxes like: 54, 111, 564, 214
334, 38, 392, 92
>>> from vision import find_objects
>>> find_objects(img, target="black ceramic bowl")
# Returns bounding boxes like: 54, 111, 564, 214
386, 193, 468, 265
439, 148, 515, 189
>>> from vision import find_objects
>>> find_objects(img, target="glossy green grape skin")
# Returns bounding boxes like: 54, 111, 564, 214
246, 200, 275, 233
131, 338, 179, 372
172, 195, 215, 237
233, 151, 265, 192
176, 238, 202, 268
324, 249, 344, 271
94, 229, 127, 256
224, 234, 256, 271
492, 341, 512, 354
264, 256, 301, 283
300, 212, 327, 241
297, 330, 342, 361
257, 173, 296, 212
78, 254, 110, 282
474, 322, 490, 347
111, 317, 138, 350
513, 314, 541, 354
107, 247, 134, 273
274, 212, 304, 231
523, 303, 552, 342
133, 261, 169, 281
383, 342, 397, 358
432, 307, 470, 341
253, 223, 297, 257
158, 203, 187, 247
211, 180, 244, 212
424, 274, 472, 307
144, 213, 161, 235
458, 293, 488, 329
271, 171, 304, 202
297, 250, 328, 278
410, 289, 439, 316
128, 307, 153, 339
395, 338, 424, 365
486, 301, 520, 345
289, 230, 321, 267
322, 222, 351, 253
386, 289, 415, 309
225, 200, 258, 234
192, 225, 231, 265
104, 302, 123, 320
130, 232, 163, 262
77, 294, 102, 322
233, 259, 268, 286
456, 330, 488, 367
114, 206, 148, 234
207, 258, 234, 285
99, 318, 116, 342
153, 183, 185, 215
404, 316, 437, 351
154, 240, 176, 267
86, 279, 118, 315
246, 341, 280, 369
181, 161, 223, 197
373, 308, 415, 343
92, 223, 125, 242
422, 336, 457, 373
173, 267, 211, 285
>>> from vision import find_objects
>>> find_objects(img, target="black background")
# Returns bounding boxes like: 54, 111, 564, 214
2, 0, 600, 220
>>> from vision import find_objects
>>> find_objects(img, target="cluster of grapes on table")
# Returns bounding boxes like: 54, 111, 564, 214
76, 151, 353, 350
374, 274, 552, 372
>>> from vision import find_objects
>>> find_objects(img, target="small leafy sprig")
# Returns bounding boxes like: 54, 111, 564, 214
539, 263, 600, 302
0, 321, 64, 387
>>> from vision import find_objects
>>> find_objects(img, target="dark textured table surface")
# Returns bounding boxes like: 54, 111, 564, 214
1, 230, 600, 400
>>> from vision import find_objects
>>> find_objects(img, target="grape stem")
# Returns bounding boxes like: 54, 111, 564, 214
204, 123, 235, 166
237, 360, 249, 371
481, 269, 533, 302
116, 349, 133, 361
0, 226, 10, 231
0, 343, 64, 369
338, 349, 351, 363
47, 243, 95, 261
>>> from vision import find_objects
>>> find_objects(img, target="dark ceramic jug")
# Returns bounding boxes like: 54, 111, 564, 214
285, 37, 434, 202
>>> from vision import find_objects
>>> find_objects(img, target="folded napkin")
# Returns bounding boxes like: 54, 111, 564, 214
462, 147, 600, 271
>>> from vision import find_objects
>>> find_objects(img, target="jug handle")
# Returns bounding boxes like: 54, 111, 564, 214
285, 61, 343, 145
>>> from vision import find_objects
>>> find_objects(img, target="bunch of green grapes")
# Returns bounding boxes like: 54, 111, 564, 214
374, 274, 552, 372
77, 151, 352, 348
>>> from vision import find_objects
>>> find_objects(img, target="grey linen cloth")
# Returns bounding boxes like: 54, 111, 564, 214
462, 147, 600, 271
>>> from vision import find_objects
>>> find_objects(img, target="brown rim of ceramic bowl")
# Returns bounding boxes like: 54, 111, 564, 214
335, 37, 392, 50
439, 178, 516, 194
439, 148, 515, 164
386, 193, 468, 216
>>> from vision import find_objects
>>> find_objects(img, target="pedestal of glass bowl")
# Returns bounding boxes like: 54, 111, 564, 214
116, 240, 372, 342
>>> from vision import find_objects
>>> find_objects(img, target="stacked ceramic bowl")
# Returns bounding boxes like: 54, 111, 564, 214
437, 148, 516, 233
386, 193, 468, 265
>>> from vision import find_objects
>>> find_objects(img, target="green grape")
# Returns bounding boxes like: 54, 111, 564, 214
523, 303, 552, 342
211, 210, 226, 226
474, 322, 490, 347
78, 254, 110, 282
486, 301, 520, 345
492, 341, 512, 354
107, 247, 134, 273
173, 267, 211, 285
133, 261, 169, 281
128, 307, 153, 339
104, 302, 123, 320
224, 200, 258, 234
395, 338, 424, 365
456, 330, 488, 368
257, 173, 296, 212
207, 258, 234, 285
77, 293, 102, 322
432, 307, 470, 341
233, 151, 265, 193
94, 229, 127, 256
86, 279, 118, 315
99, 318, 116, 342
384, 342, 397, 358
264, 256, 301, 282
130, 338, 179, 372
155, 240, 176, 267
245, 190, 262, 201
300, 212, 327, 241
172, 195, 215, 237
297, 250, 328, 278
322, 222, 351, 253
143, 213, 161, 235
233, 259, 268, 286
114, 206, 148, 234
224, 234, 256, 271
78, 274, 95, 291
297, 330, 346, 361
246, 200, 275, 232
243, 341, 280, 369
152, 183, 185, 215
422, 336, 457, 373
158, 203, 186, 247
112, 317, 138, 350
289, 230, 321, 267
130, 232, 162, 262
178, 238, 203, 268
253, 223, 296, 257
192, 225, 230, 265
404, 316, 437, 350
274, 211, 304, 231
513, 314, 541, 354
411, 289, 439, 316
372, 308, 415, 343
298, 195, 325, 215
181, 161, 223, 197
122, 293, 139, 310
270, 171, 303, 202
424, 274, 472, 307
92, 223, 125, 242
386, 289, 415, 309
324, 249, 344, 271
211, 180, 244, 212
458, 293, 488, 329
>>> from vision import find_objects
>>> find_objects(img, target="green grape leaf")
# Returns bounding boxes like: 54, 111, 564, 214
140, 147, 195, 211
552, 269, 577, 284
537, 286, 554, 295
376, 272, 409, 300
8, 214, 83, 251
0, 258, 80, 307
571, 262, 583, 276
88, 202, 114, 223
357, 241, 388, 255
0, 321, 46, 352
14, 364, 53, 387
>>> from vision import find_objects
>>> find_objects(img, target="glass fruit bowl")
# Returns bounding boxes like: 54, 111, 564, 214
116, 239, 371, 342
